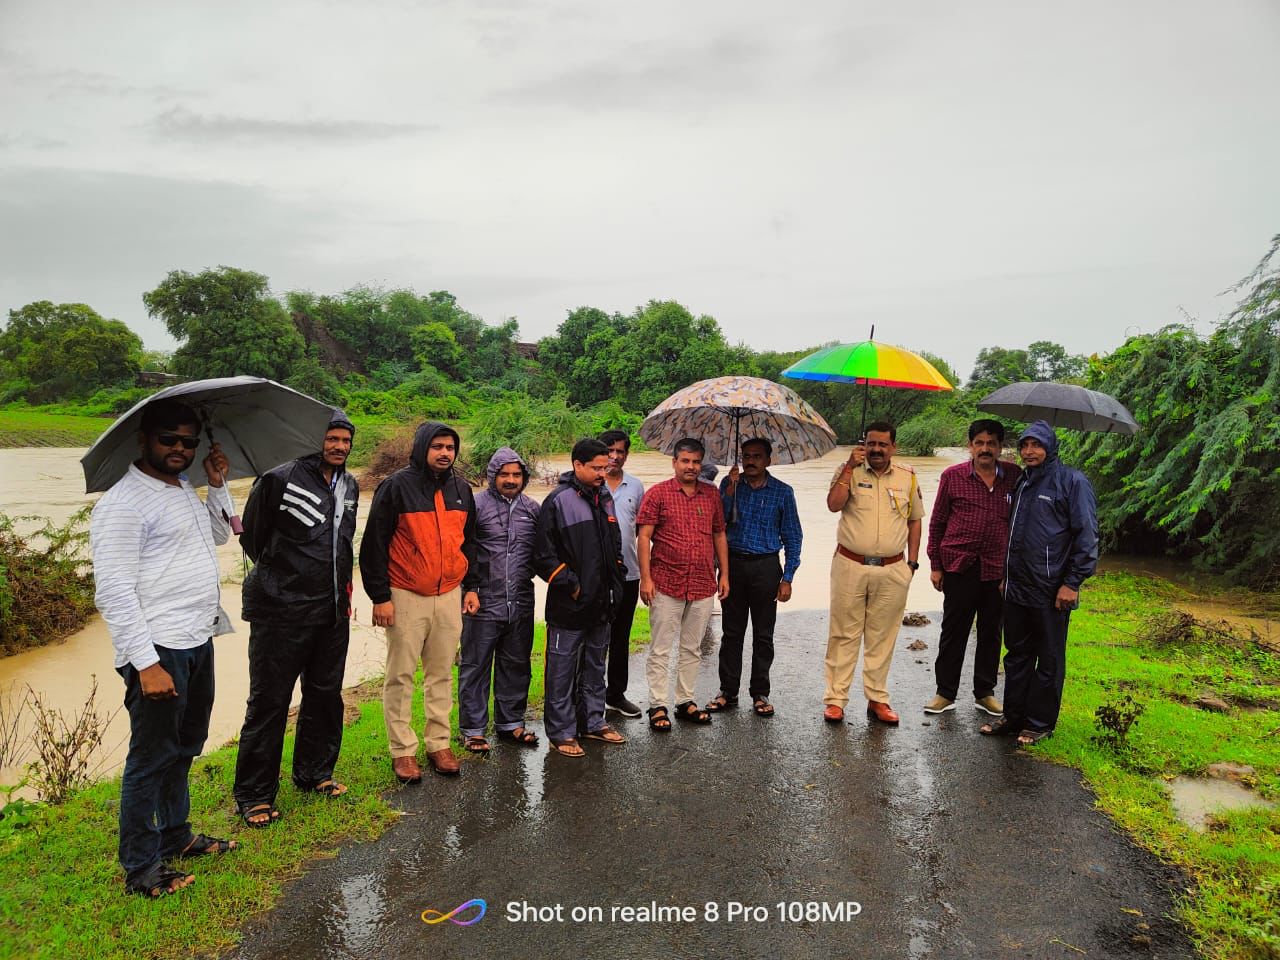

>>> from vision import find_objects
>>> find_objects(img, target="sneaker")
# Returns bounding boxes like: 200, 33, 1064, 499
605, 696, 642, 718
923, 695, 955, 714
974, 695, 1004, 716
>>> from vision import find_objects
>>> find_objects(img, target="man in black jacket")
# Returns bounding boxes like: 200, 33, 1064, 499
533, 438, 628, 758
233, 412, 359, 826
983, 420, 1098, 746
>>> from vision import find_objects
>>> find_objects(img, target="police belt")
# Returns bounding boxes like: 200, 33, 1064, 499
836, 544, 904, 567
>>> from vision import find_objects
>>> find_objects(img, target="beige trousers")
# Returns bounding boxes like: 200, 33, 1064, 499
824, 553, 911, 706
646, 591, 714, 708
383, 586, 462, 756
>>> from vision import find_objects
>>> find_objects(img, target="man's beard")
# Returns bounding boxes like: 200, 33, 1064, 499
146, 449, 192, 476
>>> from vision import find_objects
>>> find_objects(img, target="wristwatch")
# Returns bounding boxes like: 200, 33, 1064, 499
907, 560, 919, 571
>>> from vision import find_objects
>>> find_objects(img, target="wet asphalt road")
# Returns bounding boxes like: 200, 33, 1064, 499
228, 610, 1194, 960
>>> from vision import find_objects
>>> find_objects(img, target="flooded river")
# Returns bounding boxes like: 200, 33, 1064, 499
4, 444, 1268, 783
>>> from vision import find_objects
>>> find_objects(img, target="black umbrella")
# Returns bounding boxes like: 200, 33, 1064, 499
81, 376, 336, 493
976, 382, 1139, 435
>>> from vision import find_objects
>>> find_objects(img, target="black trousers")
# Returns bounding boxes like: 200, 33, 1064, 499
234, 619, 349, 808
1002, 600, 1071, 732
717, 553, 782, 700
605, 579, 640, 702
934, 565, 1003, 700
458, 613, 535, 736
117, 640, 214, 882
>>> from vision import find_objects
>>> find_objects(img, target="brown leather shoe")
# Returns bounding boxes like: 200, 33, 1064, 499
392, 755, 422, 785
823, 704, 845, 723
426, 748, 461, 776
866, 701, 900, 725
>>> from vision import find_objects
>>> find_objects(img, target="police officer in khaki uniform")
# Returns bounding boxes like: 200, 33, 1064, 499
822, 420, 924, 726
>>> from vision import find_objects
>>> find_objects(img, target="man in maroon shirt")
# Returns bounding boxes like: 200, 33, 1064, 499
637, 438, 730, 730
925, 419, 1022, 717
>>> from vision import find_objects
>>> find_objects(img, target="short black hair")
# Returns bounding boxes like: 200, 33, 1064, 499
140, 400, 199, 435
673, 437, 705, 458
571, 437, 609, 464
865, 420, 896, 442
742, 437, 773, 457
968, 418, 1005, 443
598, 429, 631, 450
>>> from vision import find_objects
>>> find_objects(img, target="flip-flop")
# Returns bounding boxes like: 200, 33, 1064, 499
752, 697, 775, 718
550, 738, 585, 758
497, 727, 540, 747
583, 725, 626, 744
464, 736, 491, 754
980, 717, 1020, 737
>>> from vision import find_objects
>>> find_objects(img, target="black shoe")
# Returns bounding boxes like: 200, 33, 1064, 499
605, 696, 642, 718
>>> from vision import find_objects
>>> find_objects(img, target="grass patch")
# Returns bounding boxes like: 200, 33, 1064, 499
0, 409, 113, 448
0, 608, 649, 960
1031, 571, 1280, 959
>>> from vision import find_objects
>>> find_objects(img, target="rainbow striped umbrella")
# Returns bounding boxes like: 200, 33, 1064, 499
781, 328, 953, 439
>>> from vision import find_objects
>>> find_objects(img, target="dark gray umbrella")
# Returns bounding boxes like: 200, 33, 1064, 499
81, 376, 336, 493
976, 381, 1139, 435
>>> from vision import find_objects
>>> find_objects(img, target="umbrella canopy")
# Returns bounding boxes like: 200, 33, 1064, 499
977, 381, 1139, 435
81, 376, 337, 493
640, 376, 837, 466
780, 340, 953, 390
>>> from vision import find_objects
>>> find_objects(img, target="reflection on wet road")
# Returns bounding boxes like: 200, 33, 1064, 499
228, 611, 1192, 960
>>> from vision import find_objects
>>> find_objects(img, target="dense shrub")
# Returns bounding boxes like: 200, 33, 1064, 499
0, 509, 95, 656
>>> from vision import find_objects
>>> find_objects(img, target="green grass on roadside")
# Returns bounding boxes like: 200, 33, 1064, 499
1029, 572, 1280, 960
0, 409, 113, 448
0, 609, 649, 960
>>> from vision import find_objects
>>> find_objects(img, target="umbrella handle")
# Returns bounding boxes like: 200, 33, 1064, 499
204, 423, 244, 535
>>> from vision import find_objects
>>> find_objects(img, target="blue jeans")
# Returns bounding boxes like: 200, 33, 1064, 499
116, 640, 214, 881
543, 623, 609, 741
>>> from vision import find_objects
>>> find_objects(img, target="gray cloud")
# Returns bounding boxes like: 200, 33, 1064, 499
498, 33, 772, 110
150, 107, 436, 144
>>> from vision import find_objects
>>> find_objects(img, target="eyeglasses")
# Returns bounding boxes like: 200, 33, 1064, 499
155, 433, 200, 450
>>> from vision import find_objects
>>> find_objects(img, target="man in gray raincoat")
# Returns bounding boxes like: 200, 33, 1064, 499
458, 447, 542, 752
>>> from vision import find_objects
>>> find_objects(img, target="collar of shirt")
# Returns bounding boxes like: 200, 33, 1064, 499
967, 461, 1005, 480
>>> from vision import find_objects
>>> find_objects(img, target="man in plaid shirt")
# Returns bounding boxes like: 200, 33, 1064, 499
637, 437, 730, 730
924, 419, 1021, 717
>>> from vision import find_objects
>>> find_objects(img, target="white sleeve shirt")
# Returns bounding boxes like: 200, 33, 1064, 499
89, 464, 235, 671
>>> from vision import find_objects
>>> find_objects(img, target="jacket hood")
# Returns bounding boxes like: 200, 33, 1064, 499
328, 408, 356, 438
1018, 420, 1060, 462
487, 446, 530, 493
410, 421, 462, 474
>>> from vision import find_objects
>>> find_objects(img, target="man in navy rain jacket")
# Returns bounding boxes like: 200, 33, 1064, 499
458, 447, 541, 752
984, 420, 1098, 745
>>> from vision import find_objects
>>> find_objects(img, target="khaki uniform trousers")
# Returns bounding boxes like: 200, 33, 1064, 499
824, 553, 912, 706
646, 591, 714, 708
384, 586, 462, 757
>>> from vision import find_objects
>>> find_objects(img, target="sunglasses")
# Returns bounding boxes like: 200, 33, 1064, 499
155, 432, 200, 450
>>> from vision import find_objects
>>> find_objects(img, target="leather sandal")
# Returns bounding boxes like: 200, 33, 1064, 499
674, 701, 712, 725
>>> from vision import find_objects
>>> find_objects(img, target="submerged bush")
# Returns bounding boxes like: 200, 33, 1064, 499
0, 508, 95, 656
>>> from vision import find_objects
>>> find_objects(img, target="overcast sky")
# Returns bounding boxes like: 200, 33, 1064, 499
1, 0, 1276, 378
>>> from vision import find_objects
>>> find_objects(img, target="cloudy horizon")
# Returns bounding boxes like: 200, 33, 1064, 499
1, 0, 1276, 378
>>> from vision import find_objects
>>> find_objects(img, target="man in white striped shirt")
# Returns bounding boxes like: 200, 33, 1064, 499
90, 399, 239, 898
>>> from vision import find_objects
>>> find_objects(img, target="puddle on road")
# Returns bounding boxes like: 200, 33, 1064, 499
1167, 776, 1276, 831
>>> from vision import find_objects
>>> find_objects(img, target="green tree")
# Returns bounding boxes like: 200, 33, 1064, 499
1066, 235, 1280, 587
143, 267, 303, 380
606, 300, 758, 413
284, 347, 343, 405
0, 301, 143, 402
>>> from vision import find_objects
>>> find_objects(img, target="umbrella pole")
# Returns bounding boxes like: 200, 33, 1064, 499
729, 413, 740, 524
857, 323, 874, 441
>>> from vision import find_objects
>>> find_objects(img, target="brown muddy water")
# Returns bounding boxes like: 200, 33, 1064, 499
5, 444, 1266, 784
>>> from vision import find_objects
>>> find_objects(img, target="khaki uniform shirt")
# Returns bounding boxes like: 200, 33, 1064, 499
831, 461, 925, 558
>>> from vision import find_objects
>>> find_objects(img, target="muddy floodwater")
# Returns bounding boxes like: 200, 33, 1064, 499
3, 444, 1270, 784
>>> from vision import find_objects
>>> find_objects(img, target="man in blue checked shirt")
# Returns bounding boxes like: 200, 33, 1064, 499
704, 437, 802, 718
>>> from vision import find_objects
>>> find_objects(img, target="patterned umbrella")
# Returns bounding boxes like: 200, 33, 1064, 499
781, 326, 953, 439
640, 376, 837, 466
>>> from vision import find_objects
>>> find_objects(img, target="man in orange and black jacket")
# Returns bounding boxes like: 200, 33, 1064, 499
360, 422, 479, 781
